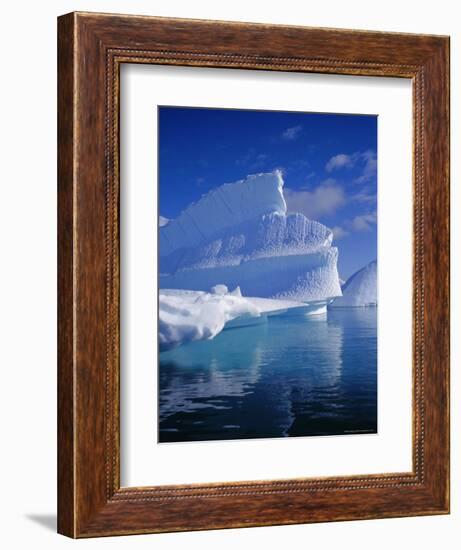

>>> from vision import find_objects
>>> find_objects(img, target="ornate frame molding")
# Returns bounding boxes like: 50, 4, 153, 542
58, 12, 449, 537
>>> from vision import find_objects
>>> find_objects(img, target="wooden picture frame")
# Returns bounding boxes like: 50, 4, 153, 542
57, 12, 450, 538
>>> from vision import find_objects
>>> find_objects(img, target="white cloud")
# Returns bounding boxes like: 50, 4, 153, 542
325, 153, 355, 172
353, 188, 377, 203
321, 177, 338, 187
325, 150, 377, 185
354, 150, 377, 183
349, 211, 377, 231
282, 125, 302, 140
284, 183, 346, 219
332, 226, 349, 239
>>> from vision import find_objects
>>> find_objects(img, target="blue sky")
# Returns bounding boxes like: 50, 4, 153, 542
159, 106, 377, 279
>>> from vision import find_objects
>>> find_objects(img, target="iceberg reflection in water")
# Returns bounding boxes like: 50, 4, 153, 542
158, 308, 377, 442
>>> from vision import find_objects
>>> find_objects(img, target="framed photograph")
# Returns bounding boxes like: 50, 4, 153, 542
58, 12, 450, 537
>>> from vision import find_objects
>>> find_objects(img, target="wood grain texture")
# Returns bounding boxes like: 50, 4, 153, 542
57, 12, 75, 537
57, 11, 450, 538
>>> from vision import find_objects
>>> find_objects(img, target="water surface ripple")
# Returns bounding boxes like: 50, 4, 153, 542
159, 308, 377, 442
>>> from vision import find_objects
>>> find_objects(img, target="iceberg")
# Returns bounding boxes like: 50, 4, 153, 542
160, 171, 286, 257
159, 171, 342, 303
330, 260, 377, 308
159, 287, 310, 351
159, 288, 259, 351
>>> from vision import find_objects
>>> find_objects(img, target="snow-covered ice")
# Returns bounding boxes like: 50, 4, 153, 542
159, 171, 342, 303
330, 260, 377, 308
160, 171, 286, 256
159, 288, 309, 350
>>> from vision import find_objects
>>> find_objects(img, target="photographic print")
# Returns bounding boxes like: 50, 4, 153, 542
158, 106, 377, 443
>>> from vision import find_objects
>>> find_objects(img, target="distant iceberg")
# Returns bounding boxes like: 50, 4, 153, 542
330, 260, 377, 308
159, 171, 342, 303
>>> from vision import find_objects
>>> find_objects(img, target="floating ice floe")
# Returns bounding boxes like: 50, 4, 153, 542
159, 287, 324, 351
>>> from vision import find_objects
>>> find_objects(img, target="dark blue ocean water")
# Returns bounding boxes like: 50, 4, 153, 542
159, 308, 377, 443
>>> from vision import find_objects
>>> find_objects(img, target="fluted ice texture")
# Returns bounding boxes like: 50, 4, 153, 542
160, 171, 342, 302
